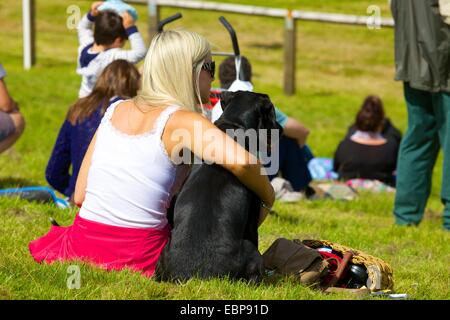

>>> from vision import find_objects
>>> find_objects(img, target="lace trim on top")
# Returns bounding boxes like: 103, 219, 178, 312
102, 100, 178, 140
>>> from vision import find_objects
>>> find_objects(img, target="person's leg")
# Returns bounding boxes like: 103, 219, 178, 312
268, 135, 287, 181
276, 136, 312, 191
433, 92, 450, 230
302, 144, 314, 163
394, 83, 440, 226
0, 110, 25, 154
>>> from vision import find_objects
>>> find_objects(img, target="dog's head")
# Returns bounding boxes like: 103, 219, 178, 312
217, 91, 281, 131
214, 91, 282, 153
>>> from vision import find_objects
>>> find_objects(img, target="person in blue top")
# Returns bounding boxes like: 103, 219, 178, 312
46, 59, 140, 200
212, 56, 314, 196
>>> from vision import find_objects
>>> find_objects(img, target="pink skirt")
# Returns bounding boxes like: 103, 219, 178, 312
29, 213, 170, 277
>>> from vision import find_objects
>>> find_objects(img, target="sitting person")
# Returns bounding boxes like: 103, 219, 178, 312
76, 1, 146, 97
0, 63, 25, 154
29, 30, 275, 277
346, 111, 402, 148
211, 56, 313, 197
333, 95, 399, 186
46, 59, 140, 201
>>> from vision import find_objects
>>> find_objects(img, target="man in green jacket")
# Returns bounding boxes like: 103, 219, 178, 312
391, 0, 450, 230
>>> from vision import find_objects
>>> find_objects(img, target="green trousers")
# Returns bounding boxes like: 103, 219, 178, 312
394, 83, 450, 230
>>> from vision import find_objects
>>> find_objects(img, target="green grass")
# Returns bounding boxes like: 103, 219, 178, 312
0, 0, 449, 300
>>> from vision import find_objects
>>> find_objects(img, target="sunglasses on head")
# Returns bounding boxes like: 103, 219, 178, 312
201, 61, 215, 79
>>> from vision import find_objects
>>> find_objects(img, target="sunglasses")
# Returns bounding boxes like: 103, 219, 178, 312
201, 61, 215, 79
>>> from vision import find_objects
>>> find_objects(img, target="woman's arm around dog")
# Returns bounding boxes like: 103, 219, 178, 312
164, 110, 275, 223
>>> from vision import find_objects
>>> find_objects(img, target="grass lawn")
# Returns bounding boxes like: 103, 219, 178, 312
0, 0, 449, 300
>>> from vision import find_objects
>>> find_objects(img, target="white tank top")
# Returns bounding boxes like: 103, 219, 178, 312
79, 100, 188, 229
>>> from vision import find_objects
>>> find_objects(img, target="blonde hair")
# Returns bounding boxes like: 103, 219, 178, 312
134, 30, 211, 112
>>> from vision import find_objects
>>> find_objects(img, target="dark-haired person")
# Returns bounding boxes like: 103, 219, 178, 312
46, 60, 140, 201
212, 56, 313, 197
391, 0, 450, 230
333, 96, 399, 186
76, 1, 146, 98
346, 96, 402, 150
0, 63, 25, 154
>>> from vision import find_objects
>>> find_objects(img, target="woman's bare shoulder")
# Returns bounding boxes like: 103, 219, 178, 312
169, 109, 209, 127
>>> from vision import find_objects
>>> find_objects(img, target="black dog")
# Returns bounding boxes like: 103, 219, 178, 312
155, 91, 281, 282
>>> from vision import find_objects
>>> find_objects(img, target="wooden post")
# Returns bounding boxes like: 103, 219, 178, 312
23, 0, 36, 69
284, 9, 296, 95
147, 0, 160, 43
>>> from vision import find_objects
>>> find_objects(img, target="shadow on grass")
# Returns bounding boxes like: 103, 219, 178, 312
0, 177, 40, 189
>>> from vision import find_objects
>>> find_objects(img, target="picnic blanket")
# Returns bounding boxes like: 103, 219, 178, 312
0, 186, 70, 208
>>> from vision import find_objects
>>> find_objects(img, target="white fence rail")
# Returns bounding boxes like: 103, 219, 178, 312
23, 0, 394, 94
130, 0, 394, 26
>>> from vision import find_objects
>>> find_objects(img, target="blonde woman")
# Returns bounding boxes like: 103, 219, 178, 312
29, 30, 275, 277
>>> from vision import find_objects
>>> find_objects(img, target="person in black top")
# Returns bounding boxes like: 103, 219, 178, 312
333, 96, 400, 186
346, 117, 402, 149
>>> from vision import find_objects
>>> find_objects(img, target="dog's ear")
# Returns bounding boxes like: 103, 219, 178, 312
258, 94, 275, 124
257, 94, 282, 132
257, 94, 282, 153
219, 91, 237, 111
